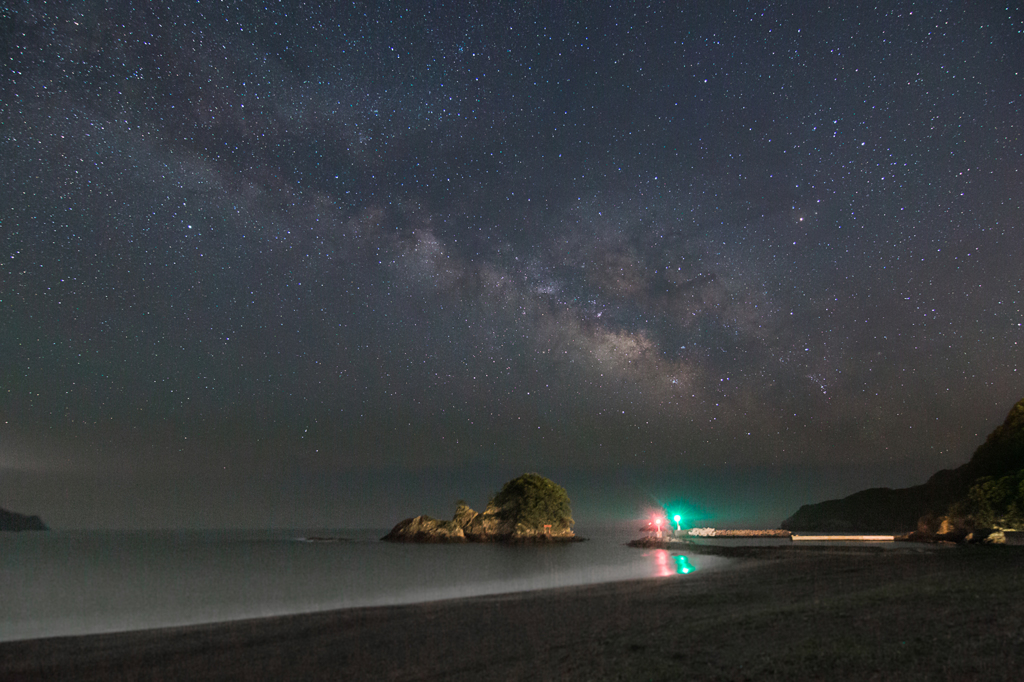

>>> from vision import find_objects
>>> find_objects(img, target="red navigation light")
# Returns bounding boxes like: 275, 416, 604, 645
654, 516, 662, 527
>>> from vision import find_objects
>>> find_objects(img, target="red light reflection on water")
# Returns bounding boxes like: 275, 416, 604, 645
644, 550, 697, 577
650, 549, 672, 577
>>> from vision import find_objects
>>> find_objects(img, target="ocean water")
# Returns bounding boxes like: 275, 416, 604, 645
0, 525, 731, 642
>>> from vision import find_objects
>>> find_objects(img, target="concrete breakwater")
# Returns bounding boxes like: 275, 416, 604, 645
791, 534, 894, 542
685, 528, 792, 538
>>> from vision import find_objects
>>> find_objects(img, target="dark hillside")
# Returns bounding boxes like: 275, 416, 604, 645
781, 398, 1024, 532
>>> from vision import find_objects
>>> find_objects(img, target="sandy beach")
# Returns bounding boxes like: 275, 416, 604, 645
2, 544, 1022, 681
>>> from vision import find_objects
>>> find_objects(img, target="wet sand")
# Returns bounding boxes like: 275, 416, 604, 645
2, 544, 1022, 681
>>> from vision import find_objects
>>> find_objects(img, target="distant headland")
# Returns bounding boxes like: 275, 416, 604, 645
0, 506, 48, 531
383, 472, 579, 543
781, 397, 1024, 537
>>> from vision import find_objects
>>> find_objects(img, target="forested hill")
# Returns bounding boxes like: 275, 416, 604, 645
781, 398, 1024, 533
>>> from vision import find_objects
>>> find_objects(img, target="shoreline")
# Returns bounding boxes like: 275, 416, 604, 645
2, 544, 1022, 680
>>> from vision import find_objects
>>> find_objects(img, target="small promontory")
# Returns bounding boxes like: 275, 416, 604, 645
0, 506, 48, 531
383, 473, 577, 543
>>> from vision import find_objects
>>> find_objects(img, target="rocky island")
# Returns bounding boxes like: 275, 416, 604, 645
383, 472, 578, 543
0, 506, 48, 531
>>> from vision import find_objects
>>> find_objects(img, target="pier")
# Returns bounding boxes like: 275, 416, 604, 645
790, 534, 895, 542
684, 528, 791, 538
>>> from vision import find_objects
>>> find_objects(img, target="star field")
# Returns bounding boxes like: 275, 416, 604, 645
1, 1, 1022, 527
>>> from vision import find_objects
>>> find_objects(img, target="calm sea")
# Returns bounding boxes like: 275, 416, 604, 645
0, 525, 731, 642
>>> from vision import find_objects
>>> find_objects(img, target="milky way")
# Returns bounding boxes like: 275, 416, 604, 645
1, 2, 1021, 527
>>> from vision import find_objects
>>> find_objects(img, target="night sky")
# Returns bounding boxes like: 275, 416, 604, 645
2, 1, 1022, 529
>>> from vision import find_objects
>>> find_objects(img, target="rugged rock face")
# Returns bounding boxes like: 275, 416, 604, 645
381, 515, 467, 543
460, 502, 513, 541
0, 507, 48, 531
383, 501, 577, 543
382, 474, 577, 543
781, 398, 1024, 533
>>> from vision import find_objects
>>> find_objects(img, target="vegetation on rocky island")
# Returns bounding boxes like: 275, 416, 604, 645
383, 473, 577, 543
492, 472, 574, 530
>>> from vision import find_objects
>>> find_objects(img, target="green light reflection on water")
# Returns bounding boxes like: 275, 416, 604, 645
650, 550, 698, 576
673, 554, 695, 575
